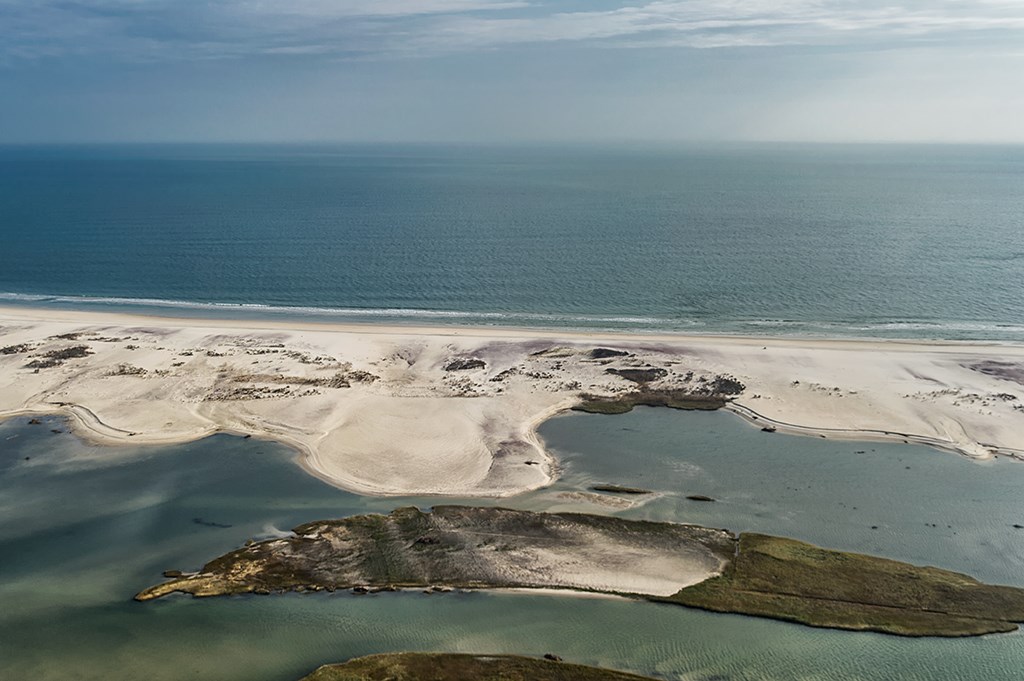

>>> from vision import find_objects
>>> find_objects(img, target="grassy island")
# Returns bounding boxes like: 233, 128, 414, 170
666, 533, 1024, 636
136, 506, 734, 601
299, 653, 657, 681
136, 506, 1024, 637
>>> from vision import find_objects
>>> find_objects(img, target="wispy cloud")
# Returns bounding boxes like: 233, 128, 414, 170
1, 0, 1023, 62
421, 1, 1024, 51
237, 0, 529, 18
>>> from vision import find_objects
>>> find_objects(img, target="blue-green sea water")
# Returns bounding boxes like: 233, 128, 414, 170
1, 143, 1023, 339
3, 409, 1024, 680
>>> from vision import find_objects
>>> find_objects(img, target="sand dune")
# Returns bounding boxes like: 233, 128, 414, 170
2, 305, 1023, 496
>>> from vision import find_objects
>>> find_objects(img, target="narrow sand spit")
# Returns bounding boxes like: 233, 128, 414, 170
2, 305, 1024, 496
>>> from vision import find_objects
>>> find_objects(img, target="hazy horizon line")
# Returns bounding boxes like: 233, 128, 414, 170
3, 138, 1024, 148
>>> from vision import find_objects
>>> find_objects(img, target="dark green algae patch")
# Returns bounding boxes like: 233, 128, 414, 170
136, 506, 1024, 638
299, 653, 657, 681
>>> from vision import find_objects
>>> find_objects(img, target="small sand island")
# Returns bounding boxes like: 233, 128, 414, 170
3, 306, 1024, 498
299, 653, 657, 681
136, 506, 1024, 637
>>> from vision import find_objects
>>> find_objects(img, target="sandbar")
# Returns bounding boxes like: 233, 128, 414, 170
2, 305, 1023, 496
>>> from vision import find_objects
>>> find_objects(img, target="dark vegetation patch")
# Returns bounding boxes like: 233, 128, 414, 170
489, 367, 519, 382
576, 372, 745, 415
605, 367, 668, 383
192, 518, 233, 529
232, 371, 376, 389
25, 345, 93, 369
591, 485, 652, 495
48, 332, 84, 341
968, 361, 1024, 386
704, 375, 745, 396
573, 389, 728, 415
589, 348, 630, 359
206, 369, 380, 400
444, 358, 487, 371
1, 343, 31, 355
109, 364, 148, 376
665, 533, 1024, 637
529, 346, 575, 358
207, 386, 295, 401
301, 652, 657, 681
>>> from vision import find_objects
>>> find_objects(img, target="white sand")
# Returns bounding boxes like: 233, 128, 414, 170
490, 542, 722, 596
2, 305, 1024, 496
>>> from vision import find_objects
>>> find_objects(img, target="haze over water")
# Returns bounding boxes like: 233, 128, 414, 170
2, 143, 1022, 340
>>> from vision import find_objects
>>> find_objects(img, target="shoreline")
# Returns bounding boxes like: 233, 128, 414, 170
2, 303, 1022, 349
724, 402, 1024, 462
3, 305, 1024, 496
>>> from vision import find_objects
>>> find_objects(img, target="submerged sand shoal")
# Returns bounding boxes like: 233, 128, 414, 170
2, 305, 1024, 496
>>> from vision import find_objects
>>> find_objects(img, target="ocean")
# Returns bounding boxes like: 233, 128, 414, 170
1, 143, 1022, 339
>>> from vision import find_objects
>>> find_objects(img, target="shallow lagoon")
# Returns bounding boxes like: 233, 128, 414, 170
2, 409, 1023, 680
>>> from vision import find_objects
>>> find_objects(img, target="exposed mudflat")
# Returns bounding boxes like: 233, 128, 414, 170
136, 506, 734, 601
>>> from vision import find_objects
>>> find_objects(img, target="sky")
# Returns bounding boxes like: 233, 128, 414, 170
1, 0, 1023, 143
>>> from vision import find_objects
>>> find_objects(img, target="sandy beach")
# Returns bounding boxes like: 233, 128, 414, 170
2, 305, 1023, 497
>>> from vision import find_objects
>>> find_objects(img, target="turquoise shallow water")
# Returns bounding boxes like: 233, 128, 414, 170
2, 143, 1023, 340
3, 409, 1024, 680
